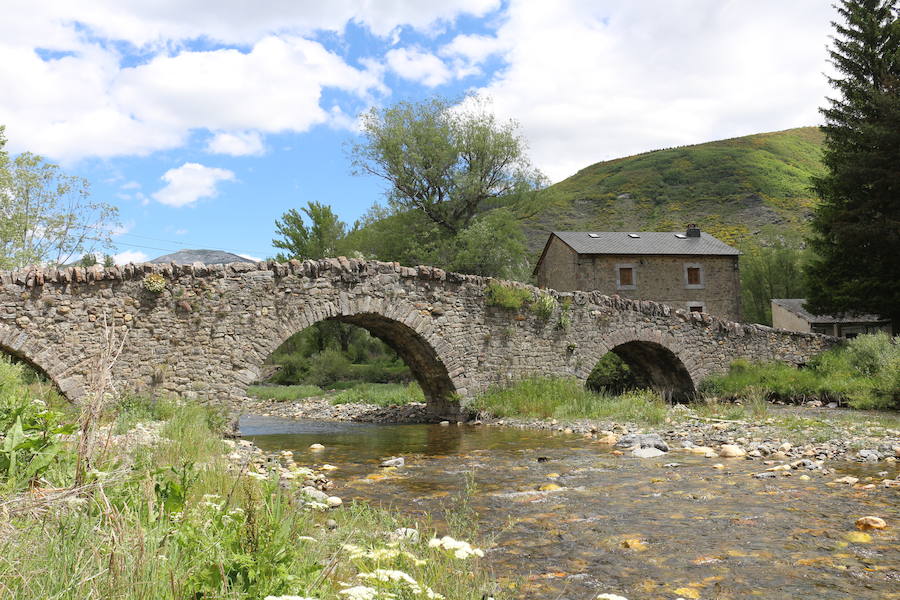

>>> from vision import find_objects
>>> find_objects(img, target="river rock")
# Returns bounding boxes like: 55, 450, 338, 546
857, 449, 880, 462
595, 594, 629, 600
719, 444, 747, 458
632, 447, 666, 459
309, 443, 325, 450
617, 433, 668, 452
326, 496, 343, 508
380, 457, 405, 468
833, 476, 859, 485
753, 472, 777, 479
301, 486, 330, 503
855, 516, 887, 531
595, 433, 619, 445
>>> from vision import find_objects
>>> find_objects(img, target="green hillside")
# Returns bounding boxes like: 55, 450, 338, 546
527, 127, 825, 249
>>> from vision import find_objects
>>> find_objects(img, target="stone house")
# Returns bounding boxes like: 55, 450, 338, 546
534, 225, 742, 321
771, 299, 893, 338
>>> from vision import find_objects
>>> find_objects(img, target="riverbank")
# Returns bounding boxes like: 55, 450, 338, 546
231, 393, 900, 466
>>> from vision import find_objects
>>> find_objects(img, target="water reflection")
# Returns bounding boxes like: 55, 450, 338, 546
242, 416, 900, 600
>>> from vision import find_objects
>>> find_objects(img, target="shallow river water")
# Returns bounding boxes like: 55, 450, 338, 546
241, 415, 899, 600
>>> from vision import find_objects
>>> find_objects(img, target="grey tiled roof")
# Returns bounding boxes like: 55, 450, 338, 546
771, 299, 888, 324
552, 231, 740, 256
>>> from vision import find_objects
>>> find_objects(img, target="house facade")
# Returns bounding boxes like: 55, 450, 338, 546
534, 226, 742, 321
771, 299, 892, 338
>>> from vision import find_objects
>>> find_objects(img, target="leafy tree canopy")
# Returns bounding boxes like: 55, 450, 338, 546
805, 0, 900, 325
351, 95, 550, 235
272, 201, 347, 261
0, 129, 119, 269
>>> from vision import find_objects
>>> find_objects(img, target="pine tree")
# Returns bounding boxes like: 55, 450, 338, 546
804, 0, 900, 328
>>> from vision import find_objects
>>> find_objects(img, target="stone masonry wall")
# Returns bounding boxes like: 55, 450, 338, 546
0, 258, 834, 416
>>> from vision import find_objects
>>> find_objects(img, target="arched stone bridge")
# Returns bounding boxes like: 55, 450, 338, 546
0, 258, 834, 416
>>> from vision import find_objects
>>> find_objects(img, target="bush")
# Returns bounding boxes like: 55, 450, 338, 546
485, 281, 531, 310
700, 333, 900, 409
304, 349, 351, 387
586, 353, 647, 394
530, 292, 557, 320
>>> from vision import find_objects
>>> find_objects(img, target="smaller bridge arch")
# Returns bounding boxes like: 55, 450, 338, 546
0, 323, 84, 401
581, 329, 698, 400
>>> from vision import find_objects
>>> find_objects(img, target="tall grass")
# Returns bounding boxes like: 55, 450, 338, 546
700, 332, 900, 409
331, 382, 425, 407
471, 377, 668, 425
0, 402, 502, 599
247, 383, 323, 402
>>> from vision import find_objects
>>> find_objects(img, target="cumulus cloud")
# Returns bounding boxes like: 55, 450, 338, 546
152, 163, 236, 208
470, 0, 836, 180
0, 0, 499, 161
206, 131, 265, 156
113, 250, 149, 264
386, 47, 453, 87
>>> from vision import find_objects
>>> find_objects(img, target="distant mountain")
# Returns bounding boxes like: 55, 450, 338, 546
150, 249, 256, 265
525, 126, 825, 250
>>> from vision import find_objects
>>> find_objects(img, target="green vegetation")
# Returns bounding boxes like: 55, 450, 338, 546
586, 352, 647, 394
530, 292, 557, 320
470, 377, 668, 425
485, 281, 532, 310
534, 127, 825, 251
331, 382, 425, 407
804, 0, 900, 328
0, 126, 119, 269
700, 333, 900, 409
0, 358, 500, 599
247, 384, 323, 402
739, 235, 809, 325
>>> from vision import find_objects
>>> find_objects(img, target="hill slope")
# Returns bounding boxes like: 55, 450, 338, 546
527, 127, 825, 249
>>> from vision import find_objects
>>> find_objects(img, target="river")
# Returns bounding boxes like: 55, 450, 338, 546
241, 415, 900, 600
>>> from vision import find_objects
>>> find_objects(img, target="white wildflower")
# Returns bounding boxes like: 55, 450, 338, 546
338, 586, 380, 600
427, 536, 484, 559
263, 596, 318, 600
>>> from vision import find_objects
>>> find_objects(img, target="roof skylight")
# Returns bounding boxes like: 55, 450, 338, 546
627, 233, 640, 238
674, 233, 687, 239
588, 233, 600, 238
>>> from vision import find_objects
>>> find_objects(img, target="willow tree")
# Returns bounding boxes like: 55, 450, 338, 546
351, 96, 549, 235
805, 0, 900, 326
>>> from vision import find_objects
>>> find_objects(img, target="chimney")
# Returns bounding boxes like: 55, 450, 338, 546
686, 224, 701, 238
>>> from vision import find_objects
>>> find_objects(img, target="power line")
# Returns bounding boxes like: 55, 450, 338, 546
75, 223, 271, 257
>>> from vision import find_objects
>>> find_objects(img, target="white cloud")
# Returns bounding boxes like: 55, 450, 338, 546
174, 228, 188, 235
206, 131, 265, 156
152, 163, 236, 208
238, 253, 263, 262
386, 47, 452, 87
110, 221, 135, 236
113, 250, 149, 264
0, 0, 500, 161
470, 0, 836, 181
121, 181, 141, 190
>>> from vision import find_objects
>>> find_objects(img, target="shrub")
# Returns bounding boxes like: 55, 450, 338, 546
556, 297, 572, 330
142, 273, 166, 293
586, 352, 645, 394
304, 349, 351, 387
484, 281, 531, 311
530, 292, 557, 320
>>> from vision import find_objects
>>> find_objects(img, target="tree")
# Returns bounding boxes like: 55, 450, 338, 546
740, 240, 808, 325
0, 132, 119, 269
272, 201, 347, 261
351, 96, 550, 235
804, 0, 900, 327
448, 208, 530, 280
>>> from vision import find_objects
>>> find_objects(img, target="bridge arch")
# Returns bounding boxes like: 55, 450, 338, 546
582, 330, 697, 401
0, 323, 84, 401
249, 297, 465, 417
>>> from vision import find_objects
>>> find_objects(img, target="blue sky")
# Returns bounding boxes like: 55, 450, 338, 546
1, 1, 837, 263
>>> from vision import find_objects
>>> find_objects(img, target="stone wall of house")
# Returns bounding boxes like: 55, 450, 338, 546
535, 236, 577, 290
0, 258, 832, 416
537, 247, 741, 322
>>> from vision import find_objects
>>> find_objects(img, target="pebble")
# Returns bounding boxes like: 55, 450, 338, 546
833, 476, 859, 485
617, 433, 669, 452
718, 444, 747, 458
309, 443, 325, 450
712, 463, 725, 469
595, 595, 629, 600
439, 421, 450, 426
855, 516, 887, 531
380, 457, 405, 468
631, 447, 666, 459
326, 496, 343, 508
753, 472, 777, 479
325, 519, 338, 529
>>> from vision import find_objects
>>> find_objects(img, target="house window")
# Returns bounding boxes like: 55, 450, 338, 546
684, 263, 704, 289
615, 264, 636, 290
687, 302, 705, 313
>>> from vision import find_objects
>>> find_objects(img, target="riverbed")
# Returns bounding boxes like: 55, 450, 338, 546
242, 415, 899, 600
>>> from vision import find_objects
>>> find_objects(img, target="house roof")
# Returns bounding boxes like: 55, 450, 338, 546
550, 231, 740, 256
771, 298, 888, 324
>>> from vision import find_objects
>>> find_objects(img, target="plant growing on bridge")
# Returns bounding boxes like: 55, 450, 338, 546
556, 297, 572, 331
530, 292, 557, 321
485, 281, 532, 311
142, 273, 166, 294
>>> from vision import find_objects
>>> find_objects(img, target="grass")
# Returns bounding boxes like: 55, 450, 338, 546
331, 382, 425, 407
700, 333, 900, 409
0, 398, 502, 599
247, 383, 323, 402
470, 376, 668, 425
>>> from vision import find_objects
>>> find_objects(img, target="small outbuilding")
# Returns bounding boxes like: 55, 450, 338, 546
771, 299, 892, 338
533, 225, 741, 321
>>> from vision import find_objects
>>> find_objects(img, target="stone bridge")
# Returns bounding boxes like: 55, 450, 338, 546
0, 258, 834, 416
